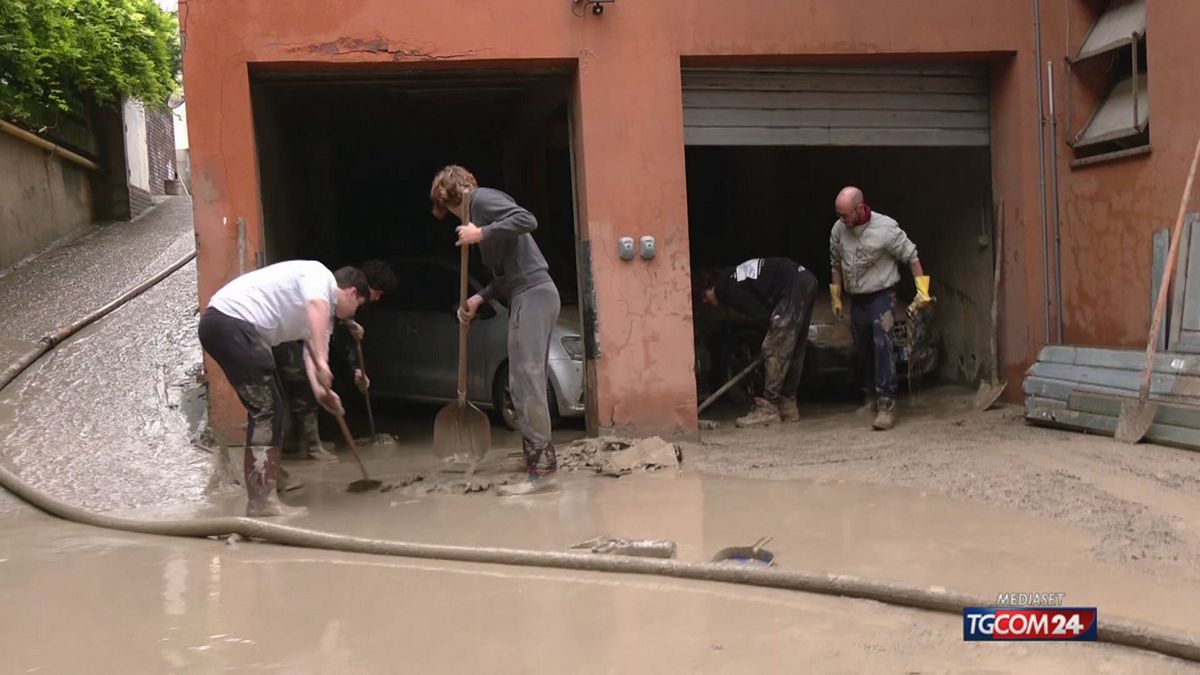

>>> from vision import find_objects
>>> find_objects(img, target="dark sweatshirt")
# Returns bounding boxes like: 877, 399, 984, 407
715, 257, 805, 319
469, 187, 553, 305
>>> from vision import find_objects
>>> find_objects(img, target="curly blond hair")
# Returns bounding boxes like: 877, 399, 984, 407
429, 165, 478, 220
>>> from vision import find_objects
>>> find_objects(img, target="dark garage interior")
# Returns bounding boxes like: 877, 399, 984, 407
687, 145, 995, 402
248, 67, 582, 434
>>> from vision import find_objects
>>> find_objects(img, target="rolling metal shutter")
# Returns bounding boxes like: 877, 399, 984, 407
682, 64, 990, 147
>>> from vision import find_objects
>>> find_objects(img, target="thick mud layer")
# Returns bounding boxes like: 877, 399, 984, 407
693, 390, 1200, 586
0, 260, 209, 513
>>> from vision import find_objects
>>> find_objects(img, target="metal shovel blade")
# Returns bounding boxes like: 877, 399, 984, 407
433, 398, 491, 463
1115, 399, 1157, 444
973, 379, 1007, 411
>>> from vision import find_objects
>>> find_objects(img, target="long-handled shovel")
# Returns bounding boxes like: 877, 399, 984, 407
334, 413, 381, 493
433, 191, 491, 463
352, 335, 377, 438
1116, 138, 1200, 444
698, 356, 764, 415
974, 200, 1006, 410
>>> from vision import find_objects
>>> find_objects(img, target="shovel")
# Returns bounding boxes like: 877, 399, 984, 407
975, 200, 1006, 410
1116, 138, 1200, 443
698, 356, 764, 415
352, 334, 377, 438
433, 192, 491, 463
333, 412, 382, 493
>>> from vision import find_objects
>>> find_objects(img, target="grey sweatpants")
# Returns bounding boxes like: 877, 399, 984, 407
508, 282, 561, 446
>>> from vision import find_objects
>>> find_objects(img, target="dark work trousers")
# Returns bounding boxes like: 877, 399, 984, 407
272, 340, 319, 452
761, 268, 819, 403
849, 287, 898, 400
507, 281, 561, 452
197, 308, 283, 449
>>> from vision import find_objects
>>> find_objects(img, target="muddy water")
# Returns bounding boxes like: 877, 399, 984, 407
0, 197, 195, 368
0, 514, 1191, 674
0, 260, 210, 514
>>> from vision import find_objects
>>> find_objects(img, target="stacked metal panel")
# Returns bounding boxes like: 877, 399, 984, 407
1024, 345, 1200, 450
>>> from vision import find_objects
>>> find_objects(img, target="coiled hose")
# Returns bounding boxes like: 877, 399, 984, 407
0, 251, 1197, 664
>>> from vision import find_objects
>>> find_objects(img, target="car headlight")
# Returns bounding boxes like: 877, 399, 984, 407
561, 336, 584, 361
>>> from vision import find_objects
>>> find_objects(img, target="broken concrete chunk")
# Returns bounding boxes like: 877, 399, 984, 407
600, 436, 682, 476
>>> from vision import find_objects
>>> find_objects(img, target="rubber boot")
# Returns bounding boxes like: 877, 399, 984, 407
736, 398, 781, 428
872, 397, 896, 431
244, 446, 307, 517
300, 415, 337, 462
498, 439, 559, 496
777, 397, 800, 423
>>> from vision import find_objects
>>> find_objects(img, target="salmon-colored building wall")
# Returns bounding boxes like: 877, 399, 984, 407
182, 0, 1119, 439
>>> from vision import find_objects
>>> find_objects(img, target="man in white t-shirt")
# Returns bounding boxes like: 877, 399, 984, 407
198, 260, 370, 517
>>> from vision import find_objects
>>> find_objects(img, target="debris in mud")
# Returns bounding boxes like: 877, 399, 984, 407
559, 436, 683, 477
699, 419, 721, 431
380, 474, 425, 493
571, 535, 678, 559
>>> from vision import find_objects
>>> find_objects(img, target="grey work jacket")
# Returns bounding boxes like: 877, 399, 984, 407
829, 211, 920, 295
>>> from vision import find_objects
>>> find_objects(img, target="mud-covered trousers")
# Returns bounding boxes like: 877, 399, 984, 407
507, 282, 560, 474
272, 340, 320, 452
197, 308, 283, 449
849, 287, 898, 400
761, 268, 819, 403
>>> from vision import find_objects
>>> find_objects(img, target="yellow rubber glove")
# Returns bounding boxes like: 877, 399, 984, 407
830, 284, 844, 320
908, 275, 933, 315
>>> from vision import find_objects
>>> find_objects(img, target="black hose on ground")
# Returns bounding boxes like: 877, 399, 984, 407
0, 252, 1197, 664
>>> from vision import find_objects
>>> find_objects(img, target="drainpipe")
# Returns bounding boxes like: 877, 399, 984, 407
0, 119, 99, 171
1032, 0, 1052, 345
1047, 60, 1065, 344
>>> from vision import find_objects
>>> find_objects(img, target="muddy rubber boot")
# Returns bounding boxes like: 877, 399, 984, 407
498, 440, 560, 496
244, 446, 308, 517
872, 397, 896, 431
300, 416, 337, 462
736, 398, 781, 428
777, 397, 800, 423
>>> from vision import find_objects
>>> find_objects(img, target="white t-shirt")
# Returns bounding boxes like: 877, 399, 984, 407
208, 260, 337, 346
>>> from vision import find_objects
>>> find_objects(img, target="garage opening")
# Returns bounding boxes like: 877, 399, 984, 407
249, 66, 585, 436
683, 64, 994, 408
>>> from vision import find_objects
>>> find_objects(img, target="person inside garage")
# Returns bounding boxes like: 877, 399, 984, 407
278, 259, 397, 467
828, 186, 933, 431
431, 164, 562, 495
698, 257, 819, 428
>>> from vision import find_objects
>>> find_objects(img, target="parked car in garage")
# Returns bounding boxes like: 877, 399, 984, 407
340, 258, 585, 430
693, 274, 937, 405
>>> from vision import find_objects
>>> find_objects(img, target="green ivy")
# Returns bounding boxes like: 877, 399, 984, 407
0, 0, 180, 121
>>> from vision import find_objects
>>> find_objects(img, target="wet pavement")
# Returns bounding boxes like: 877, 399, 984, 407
1, 197, 1199, 670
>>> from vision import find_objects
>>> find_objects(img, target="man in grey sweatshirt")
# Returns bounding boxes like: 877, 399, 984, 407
431, 165, 561, 494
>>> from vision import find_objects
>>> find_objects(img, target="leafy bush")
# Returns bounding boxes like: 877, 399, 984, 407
0, 0, 180, 120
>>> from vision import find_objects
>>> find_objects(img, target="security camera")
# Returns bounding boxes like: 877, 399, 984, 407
592, 2, 603, 14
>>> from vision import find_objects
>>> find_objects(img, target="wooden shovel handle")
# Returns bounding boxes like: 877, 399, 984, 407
457, 191, 472, 402
1140, 138, 1200, 400
334, 413, 371, 481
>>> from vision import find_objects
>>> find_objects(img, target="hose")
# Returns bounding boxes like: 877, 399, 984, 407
1, 253, 1198, 664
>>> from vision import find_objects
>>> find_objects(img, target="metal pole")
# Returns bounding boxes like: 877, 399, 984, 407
1033, 0, 1052, 345
1048, 60, 1065, 344
1131, 35, 1140, 130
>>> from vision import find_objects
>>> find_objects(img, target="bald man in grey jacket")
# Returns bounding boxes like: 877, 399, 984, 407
829, 187, 932, 431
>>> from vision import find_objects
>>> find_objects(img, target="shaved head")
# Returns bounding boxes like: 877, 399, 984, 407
835, 186, 868, 227
836, 186, 863, 211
